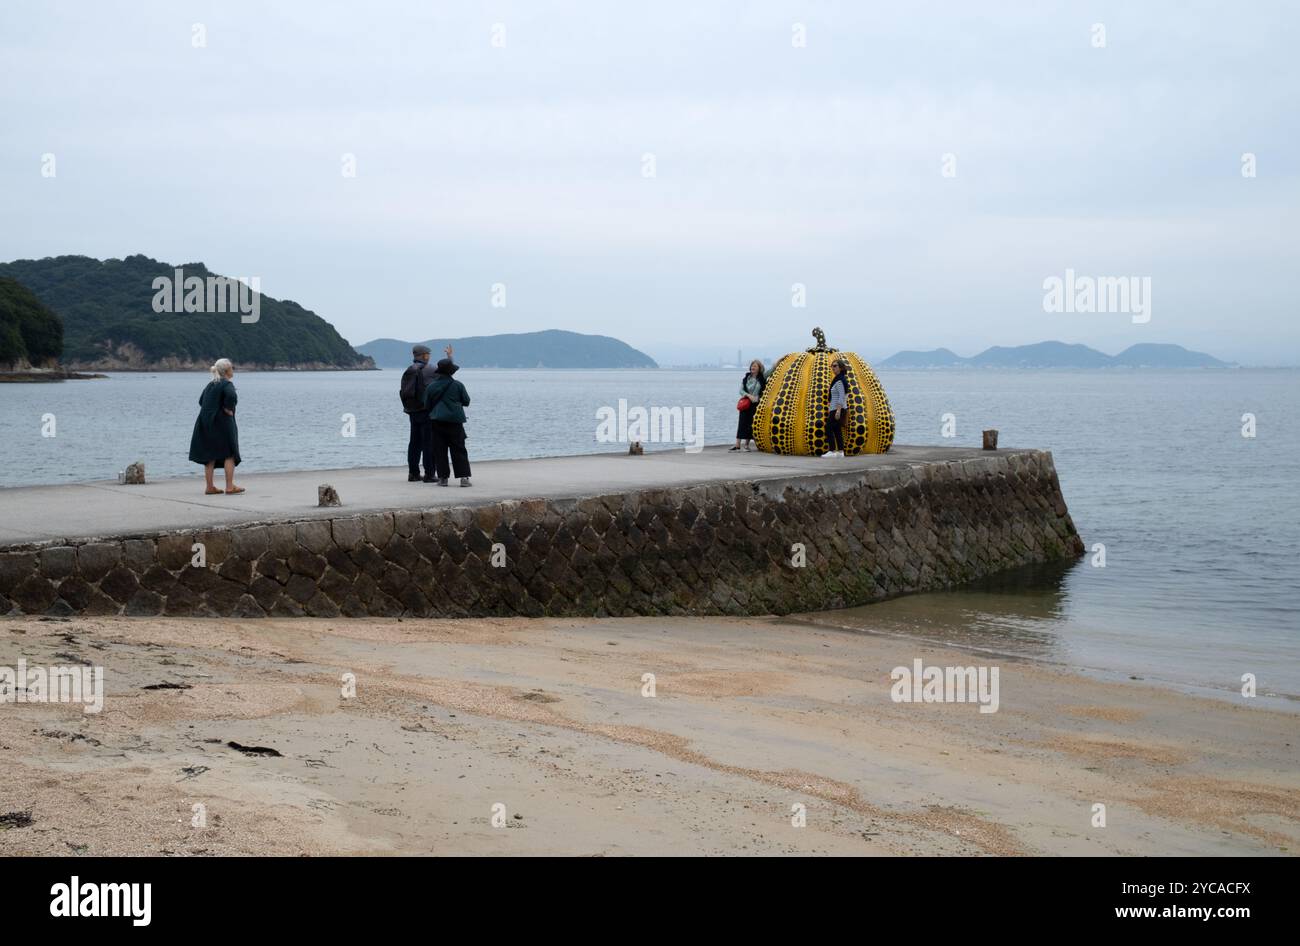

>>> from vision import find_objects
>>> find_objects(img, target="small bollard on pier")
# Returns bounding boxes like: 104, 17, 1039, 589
982, 429, 999, 451
318, 484, 341, 507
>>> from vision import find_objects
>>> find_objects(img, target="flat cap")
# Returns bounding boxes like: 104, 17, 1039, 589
412, 344, 432, 355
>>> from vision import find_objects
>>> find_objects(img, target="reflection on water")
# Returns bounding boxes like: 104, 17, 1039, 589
801, 560, 1078, 663
800, 558, 1299, 709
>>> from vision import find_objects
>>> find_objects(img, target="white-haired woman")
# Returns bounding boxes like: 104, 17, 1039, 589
188, 358, 243, 494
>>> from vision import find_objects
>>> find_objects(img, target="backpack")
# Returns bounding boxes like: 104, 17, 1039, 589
400, 363, 430, 411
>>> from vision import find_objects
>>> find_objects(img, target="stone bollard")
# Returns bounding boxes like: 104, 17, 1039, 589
318, 484, 341, 507
982, 429, 999, 451
123, 461, 146, 484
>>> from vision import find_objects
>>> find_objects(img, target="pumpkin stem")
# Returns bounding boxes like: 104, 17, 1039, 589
808, 327, 835, 353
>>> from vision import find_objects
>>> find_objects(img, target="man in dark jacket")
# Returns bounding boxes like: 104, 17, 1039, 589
422, 345, 472, 487
400, 344, 436, 482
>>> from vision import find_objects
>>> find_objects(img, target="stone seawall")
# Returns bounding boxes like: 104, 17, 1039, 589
0, 450, 1084, 619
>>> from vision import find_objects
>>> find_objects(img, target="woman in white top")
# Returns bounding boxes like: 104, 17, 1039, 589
825, 357, 849, 457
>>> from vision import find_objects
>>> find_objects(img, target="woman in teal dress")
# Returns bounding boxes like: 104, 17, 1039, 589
188, 358, 243, 494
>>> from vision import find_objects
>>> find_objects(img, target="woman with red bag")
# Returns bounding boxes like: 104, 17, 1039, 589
731, 359, 766, 452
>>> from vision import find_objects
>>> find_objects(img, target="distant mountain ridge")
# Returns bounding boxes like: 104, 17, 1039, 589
359, 330, 657, 369
0, 255, 374, 371
879, 341, 1232, 369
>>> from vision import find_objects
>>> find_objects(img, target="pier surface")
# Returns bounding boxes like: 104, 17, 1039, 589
0, 445, 1018, 547
0, 444, 1083, 620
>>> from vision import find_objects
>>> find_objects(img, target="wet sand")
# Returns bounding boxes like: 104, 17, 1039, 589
1, 614, 1296, 856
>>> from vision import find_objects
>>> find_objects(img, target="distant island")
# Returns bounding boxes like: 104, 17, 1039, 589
0, 255, 374, 371
358, 330, 658, 369
879, 341, 1233, 369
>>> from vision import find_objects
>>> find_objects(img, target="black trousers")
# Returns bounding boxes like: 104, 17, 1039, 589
826, 410, 845, 452
407, 412, 433, 476
736, 404, 758, 440
431, 421, 471, 479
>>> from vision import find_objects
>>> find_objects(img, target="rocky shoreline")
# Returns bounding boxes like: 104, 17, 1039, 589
63, 364, 380, 372
1, 364, 378, 379
0, 367, 107, 383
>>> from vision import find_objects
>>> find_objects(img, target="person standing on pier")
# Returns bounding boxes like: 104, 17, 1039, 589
400, 343, 437, 482
188, 358, 243, 494
732, 359, 766, 452
824, 356, 849, 458
423, 345, 473, 487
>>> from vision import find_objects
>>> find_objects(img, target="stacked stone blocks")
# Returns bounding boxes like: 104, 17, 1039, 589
0, 451, 1084, 619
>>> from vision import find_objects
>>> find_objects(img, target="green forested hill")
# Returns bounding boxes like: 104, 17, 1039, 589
0, 277, 63, 368
0, 255, 373, 370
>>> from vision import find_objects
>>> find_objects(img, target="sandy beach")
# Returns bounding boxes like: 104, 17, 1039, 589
1, 613, 1295, 856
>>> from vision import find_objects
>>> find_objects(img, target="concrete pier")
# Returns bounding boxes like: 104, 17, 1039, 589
0, 445, 1085, 618
1, 445, 1038, 546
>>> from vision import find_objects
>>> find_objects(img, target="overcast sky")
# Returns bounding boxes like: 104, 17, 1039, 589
2, 1, 1296, 364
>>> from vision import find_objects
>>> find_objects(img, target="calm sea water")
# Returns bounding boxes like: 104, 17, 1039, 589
2, 368, 1297, 703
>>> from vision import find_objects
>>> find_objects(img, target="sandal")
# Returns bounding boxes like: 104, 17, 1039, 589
204, 487, 222, 495
729, 445, 742, 452
225, 486, 245, 494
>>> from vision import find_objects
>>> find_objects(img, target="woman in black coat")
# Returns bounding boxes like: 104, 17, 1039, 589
188, 358, 243, 494
732, 359, 766, 452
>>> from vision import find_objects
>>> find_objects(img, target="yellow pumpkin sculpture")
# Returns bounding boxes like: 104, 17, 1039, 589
753, 327, 896, 456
